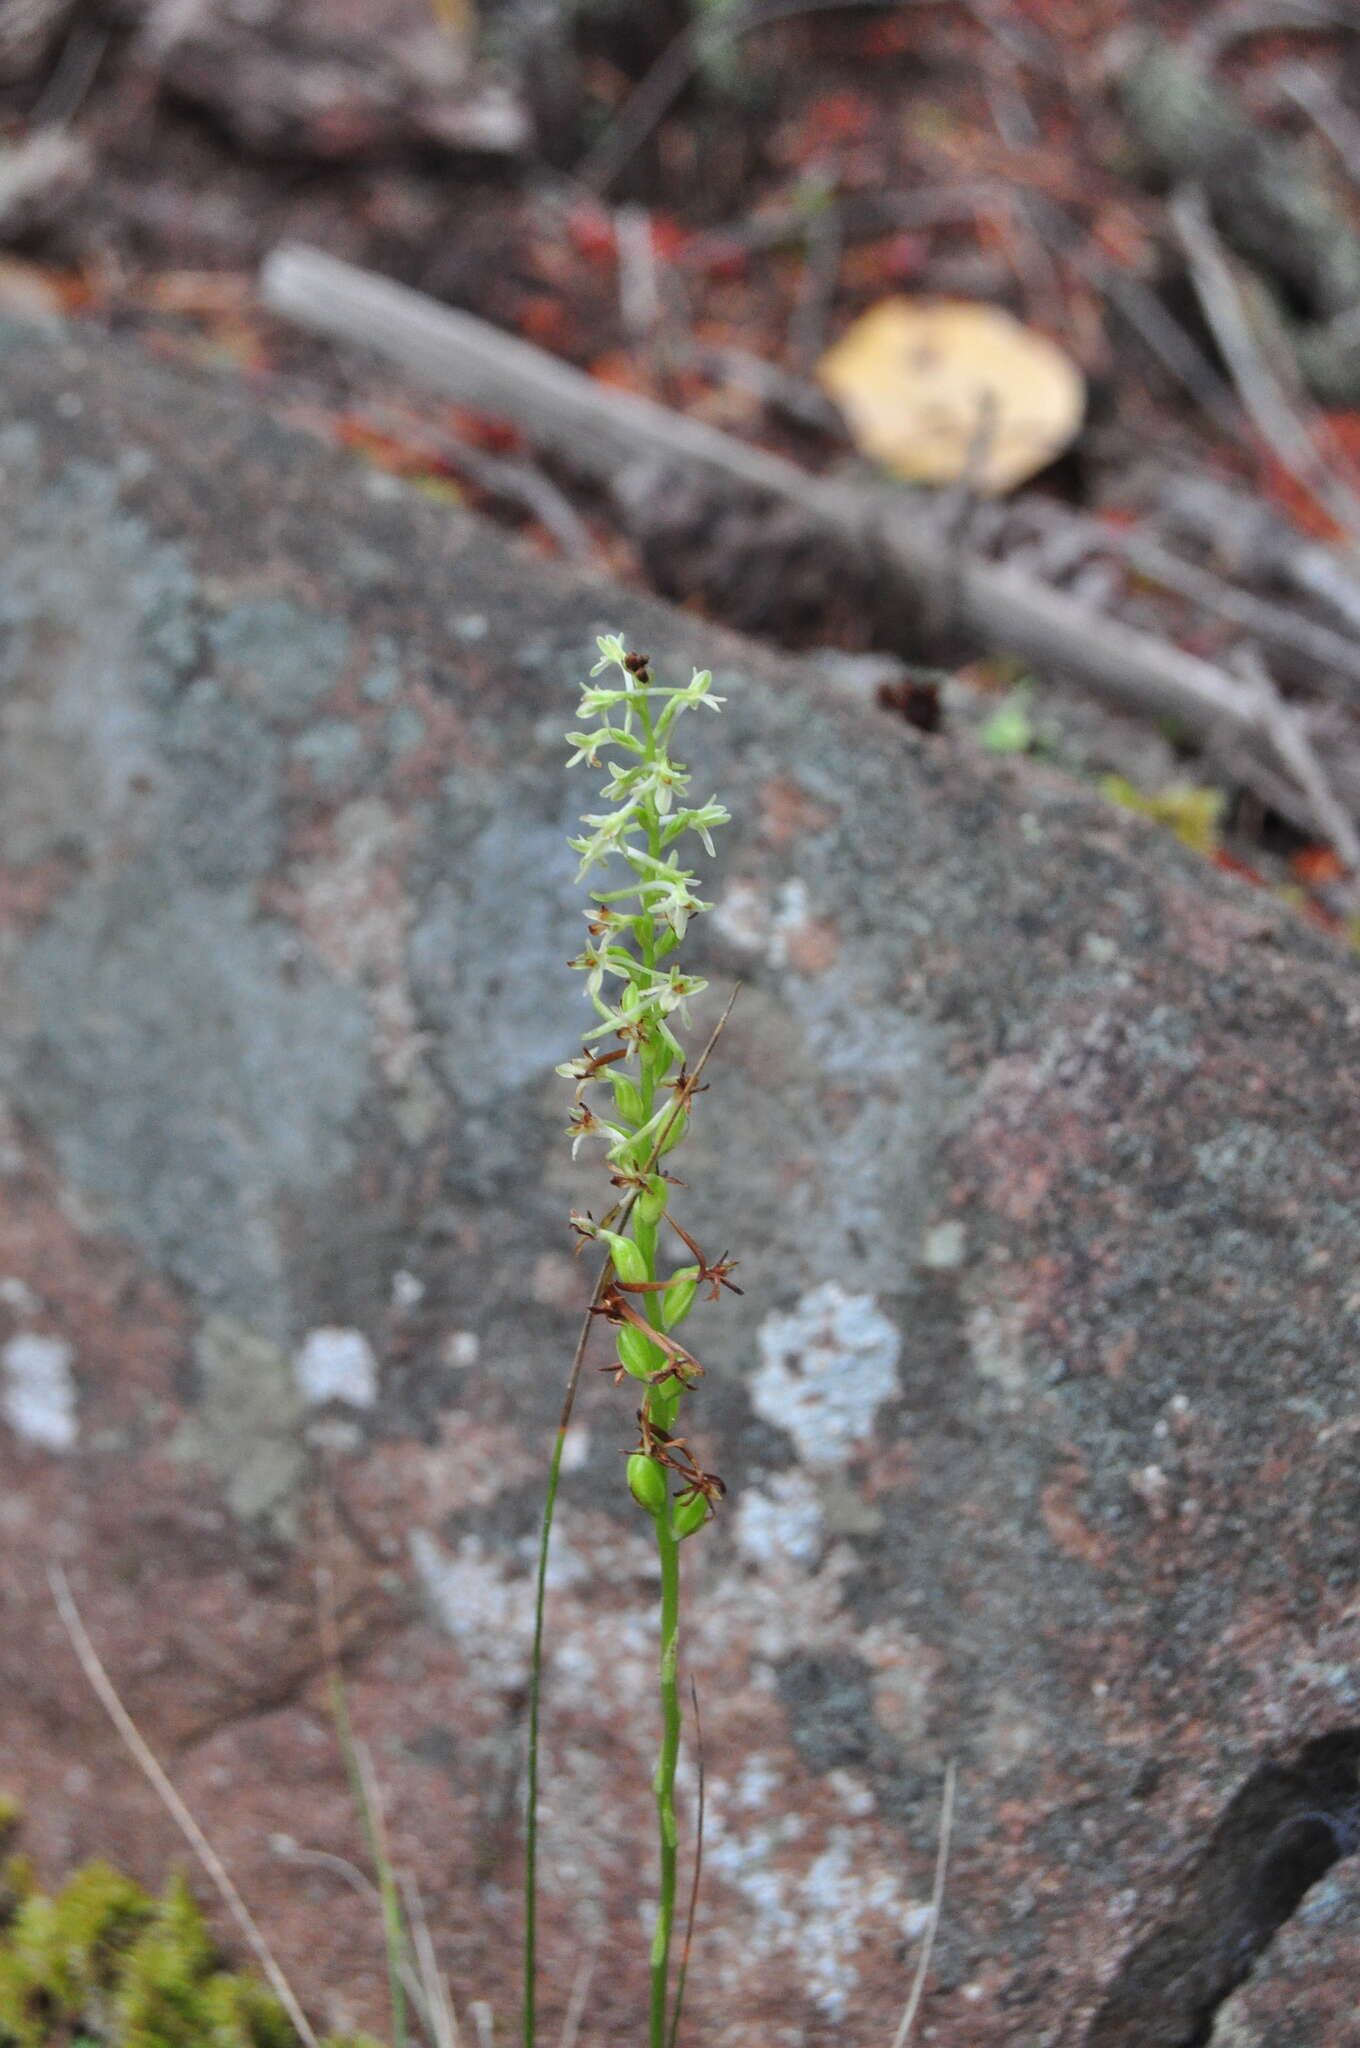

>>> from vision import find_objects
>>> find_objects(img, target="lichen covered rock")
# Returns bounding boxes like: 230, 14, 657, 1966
0, 323, 1358, 2043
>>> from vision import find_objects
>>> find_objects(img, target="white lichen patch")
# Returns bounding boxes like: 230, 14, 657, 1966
751, 1283, 901, 1466
711, 876, 823, 970
920, 1219, 966, 1269
712, 877, 771, 953
550, 1606, 656, 1720
390, 1268, 424, 1310
704, 1805, 906, 2021
966, 1299, 1027, 1393
443, 1328, 480, 1369
860, 1626, 943, 1748
559, 1421, 591, 1473
733, 1468, 825, 1566
799, 1832, 903, 2018
1, 1332, 77, 1450
768, 878, 813, 967
294, 1326, 378, 1408
409, 1528, 535, 1693
733, 1753, 782, 1810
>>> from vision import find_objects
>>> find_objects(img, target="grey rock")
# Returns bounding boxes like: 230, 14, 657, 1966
0, 322, 1357, 2046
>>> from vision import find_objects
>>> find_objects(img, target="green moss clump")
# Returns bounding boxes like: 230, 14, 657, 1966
0, 1851, 381, 2048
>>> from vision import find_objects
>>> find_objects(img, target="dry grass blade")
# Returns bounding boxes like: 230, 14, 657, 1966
402, 1871, 464, 2048
557, 1937, 598, 2048
1171, 182, 1360, 549
888, 1759, 957, 2048
47, 1562, 321, 2048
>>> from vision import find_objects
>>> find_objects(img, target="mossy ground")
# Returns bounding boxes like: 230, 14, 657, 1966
0, 1807, 380, 2048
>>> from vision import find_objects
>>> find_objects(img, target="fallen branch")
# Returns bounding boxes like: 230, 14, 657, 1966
1156, 472, 1360, 637
1043, 510, 1360, 701
261, 243, 1359, 862
1232, 646, 1360, 871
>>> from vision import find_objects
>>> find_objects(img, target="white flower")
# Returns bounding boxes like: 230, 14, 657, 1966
677, 668, 725, 712
591, 632, 629, 675
656, 970, 707, 1026
570, 806, 638, 878
573, 687, 631, 718
682, 800, 729, 857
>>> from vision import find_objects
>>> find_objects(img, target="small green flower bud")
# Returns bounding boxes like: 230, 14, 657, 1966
628, 1453, 668, 1515
636, 1175, 669, 1228
612, 1076, 645, 1126
617, 1324, 664, 1378
660, 1265, 700, 1331
672, 1493, 708, 1539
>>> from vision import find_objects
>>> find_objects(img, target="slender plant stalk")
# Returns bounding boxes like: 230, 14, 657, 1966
523, 990, 735, 2048
649, 1512, 682, 2044
525, 637, 737, 2045
667, 1679, 706, 2048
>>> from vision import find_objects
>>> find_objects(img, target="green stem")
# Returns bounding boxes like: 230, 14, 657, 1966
650, 1510, 682, 2048
524, 1410, 570, 2048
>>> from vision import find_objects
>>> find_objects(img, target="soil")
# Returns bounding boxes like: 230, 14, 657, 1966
5, 6, 1360, 886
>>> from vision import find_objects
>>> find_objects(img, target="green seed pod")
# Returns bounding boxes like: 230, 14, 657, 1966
617, 1323, 664, 1378
657, 1106, 688, 1157
603, 1232, 648, 1287
636, 1174, 669, 1228
611, 1076, 645, 1127
627, 1453, 668, 1515
660, 1265, 700, 1331
672, 1493, 708, 1540
647, 1383, 680, 1434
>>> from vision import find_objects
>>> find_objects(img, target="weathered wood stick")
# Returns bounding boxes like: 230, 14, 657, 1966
259, 241, 1277, 756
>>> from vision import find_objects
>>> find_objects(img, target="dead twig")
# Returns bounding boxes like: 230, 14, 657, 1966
48, 1563, 322, 2048
616, 203, 662, 349
575, 0, 935, 196
889, 1759, 957, 2048
1056, 511, 1360, 701
1273, 62, 1360, 193
685, 342, 848, 437
1170, 182, 1360, 547
1190, 0, 1354, 63
1156, 472, 1360, 638
1233, 645, 1360, 870
558, 1937, 597, 2048
1018, 189, 1241, 436
329, 399, 595, 565
787, 196, 844, 375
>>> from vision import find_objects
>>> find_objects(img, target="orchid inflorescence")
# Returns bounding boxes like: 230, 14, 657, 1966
558, 631, 736, 1532
540, 632, 739, 2048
